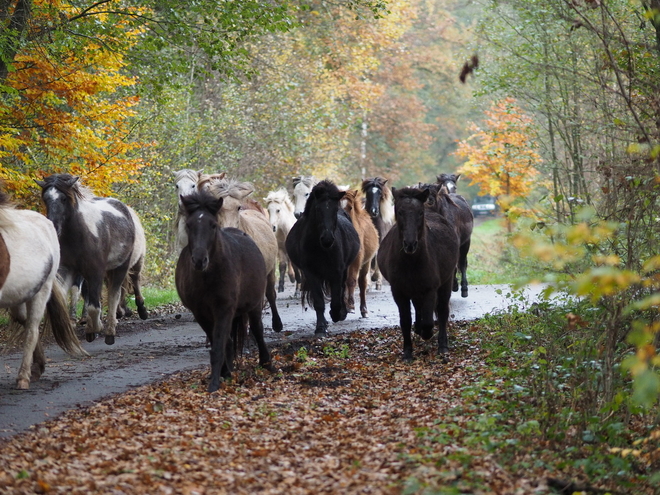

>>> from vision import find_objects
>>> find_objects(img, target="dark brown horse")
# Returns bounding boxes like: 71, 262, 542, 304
285, 180, 360, 335
377, 187, 459, 361
361, 177, 394, 290
176, 192, 274, 392
428, 179, 474, 297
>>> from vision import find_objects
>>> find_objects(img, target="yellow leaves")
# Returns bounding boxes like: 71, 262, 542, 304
0, 0, 149, 203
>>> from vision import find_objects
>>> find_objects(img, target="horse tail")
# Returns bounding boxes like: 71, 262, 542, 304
301, 276, 330, 307
46, 279, 89, 357
231, 314, 248, 359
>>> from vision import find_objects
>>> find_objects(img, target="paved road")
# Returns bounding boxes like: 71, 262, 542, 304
0, 282, 551, 437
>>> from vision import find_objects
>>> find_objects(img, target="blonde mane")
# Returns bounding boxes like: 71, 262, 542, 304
265, 188, 294, 213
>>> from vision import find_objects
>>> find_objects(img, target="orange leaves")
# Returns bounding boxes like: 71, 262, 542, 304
0, 0, 149, 203
454, 97, 544, 211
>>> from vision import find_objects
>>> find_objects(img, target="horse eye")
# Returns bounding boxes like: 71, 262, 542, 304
176, 184, 179, 189
192, 184, 196, 189
276, 209, 280, 213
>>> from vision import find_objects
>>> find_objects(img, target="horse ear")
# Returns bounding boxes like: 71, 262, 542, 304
417, 188, 431, 204
292, 176, 301, 186
455, 174, 461, 182
208, 196, 224, 216
67, 175, 80, 187
35, 179, 46, 189
391, 186, 397, 197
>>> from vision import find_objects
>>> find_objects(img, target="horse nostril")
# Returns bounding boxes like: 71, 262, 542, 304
273, 226, 277, 233
294, 212, 301, 220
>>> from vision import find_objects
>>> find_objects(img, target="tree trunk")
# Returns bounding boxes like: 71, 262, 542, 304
0, 0, 32, 83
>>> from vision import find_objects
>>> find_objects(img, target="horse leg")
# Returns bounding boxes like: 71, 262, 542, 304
278, 258, 287, 293
459, 240, 470, 298
436, 281, 453, 355
330, 276, 348, 323
16, 285, 50, 389
248, 310, 274, 372
308, 275, 328, 335
265, 269, 283, 332
103, 265, 130, 345
209, 313, 232, 392
83, 275, 104, 342
358, 261, 370, 318
412, 294, 436, 341
129, 258, 148, 320
345, 254, 360, 313
286, 257, 296, 284
393, 293, 414, 361
31, 340, 45, 381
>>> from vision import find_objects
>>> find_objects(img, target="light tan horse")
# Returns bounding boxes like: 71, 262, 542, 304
342, 189, 379, 317
198, 175, 283, 332
264, 188, 298, 293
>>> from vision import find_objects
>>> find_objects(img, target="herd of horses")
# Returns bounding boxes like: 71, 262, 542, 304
0, 171, 473, 393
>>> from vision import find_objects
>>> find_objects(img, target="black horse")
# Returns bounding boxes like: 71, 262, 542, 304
360, 177, 395, 290
176, 192, 274, 392
377, 187, 459, 361
429, 178, 474, 297
285, 180, 360, 335
436, 173, 461, 194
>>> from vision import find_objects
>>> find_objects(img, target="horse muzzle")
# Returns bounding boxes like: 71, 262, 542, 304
403, 241, 418, 254
320, 231, 335, 249
294, 212, 302, 220
191, 254, 209, 271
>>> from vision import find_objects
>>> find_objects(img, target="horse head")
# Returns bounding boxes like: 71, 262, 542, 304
306, 180, 345, 249
181, 192, 223, 272
36, 174, 83, 237
292, 176, 316, 219
436, 173, 460, 194
361, 177, 388, 219
393, 187, 430, 255
174, 169, 204, 205
265, 189, 292, 234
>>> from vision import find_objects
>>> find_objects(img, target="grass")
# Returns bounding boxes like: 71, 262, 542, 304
468, 216, 541, 285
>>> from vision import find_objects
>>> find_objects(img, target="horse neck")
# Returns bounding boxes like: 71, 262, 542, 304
380, 194, 395, 225
279, 205, 296, 232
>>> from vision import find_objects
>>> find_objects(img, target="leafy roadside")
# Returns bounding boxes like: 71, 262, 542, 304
0, 310, 655, 494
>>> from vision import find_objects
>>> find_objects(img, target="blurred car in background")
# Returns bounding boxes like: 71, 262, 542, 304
471, 195, 499, 216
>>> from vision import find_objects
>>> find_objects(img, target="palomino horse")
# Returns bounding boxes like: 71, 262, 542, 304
176, 192, 274, 392
264, 188, 298, 293
292, 176, 317, 219
199, 176, 283, 332
0, 192, 87, 389
361, 177, 395, 290
286, 180, 360, 335
429, 179, 474, 297
37, 174, 148, 345
341, 189, 379, 317
377, 187, 459, 361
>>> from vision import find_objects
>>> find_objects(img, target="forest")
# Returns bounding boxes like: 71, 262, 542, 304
0, 0, 659, 492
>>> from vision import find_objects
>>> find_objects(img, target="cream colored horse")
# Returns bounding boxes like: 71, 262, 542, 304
199, 175, 283, 332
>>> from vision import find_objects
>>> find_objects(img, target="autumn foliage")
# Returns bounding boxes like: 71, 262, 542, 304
0, 0, 148, 204
453, 97, 543, 219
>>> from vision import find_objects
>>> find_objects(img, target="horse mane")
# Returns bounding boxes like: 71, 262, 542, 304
174, 169, 202, 184
293, 176, 316, 188
265, 188, 294, 212
180, 191, 222, 217
303, 180, 342, 215
40, 174, 92, 203
204, 177, 255, 201
343, 189, 365, 217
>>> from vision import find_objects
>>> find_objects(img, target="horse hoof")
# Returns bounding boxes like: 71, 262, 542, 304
360, 309, 368, 318
261, 362, 277, 373
461, 290, 468, 298
16, 379, 29, 390
85, 333, 96, 343
314, 329, 328, 337
402, 353, 413, 362
207, 381, 221, 393
273, 318, 283, 333
138, 306, 148, 320
375, 283, 382, 291
104, 335, 115, 345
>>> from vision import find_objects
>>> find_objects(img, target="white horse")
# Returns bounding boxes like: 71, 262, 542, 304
173, 169, 205, 253
292, 176, 317, 218
0, 193, 87, 389
264, 188, 299, 293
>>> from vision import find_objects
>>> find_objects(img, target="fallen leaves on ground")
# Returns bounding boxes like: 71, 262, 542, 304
0, 325, 608, 494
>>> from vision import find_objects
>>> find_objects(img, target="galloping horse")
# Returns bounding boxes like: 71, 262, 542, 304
264, 188, 298, 293
377, 187, 459, 361
430, 177, 474, 297
176, 192, 274, 392
286, 180, 360, 335
360, 177, 395, 290
292, 176, 317, 219
342, 189, 379, 317
199, 177, 283, 332
38, 174, 148, 345
0, 192, 87, 389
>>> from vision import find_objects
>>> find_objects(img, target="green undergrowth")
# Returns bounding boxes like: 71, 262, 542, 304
405, 295, 659, 493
